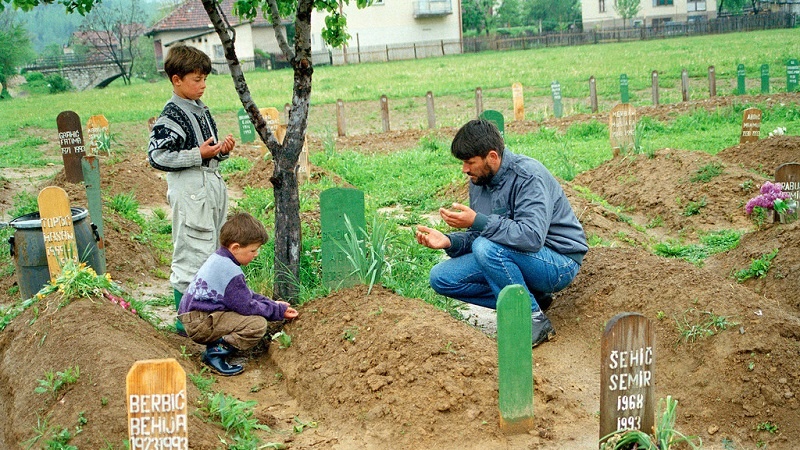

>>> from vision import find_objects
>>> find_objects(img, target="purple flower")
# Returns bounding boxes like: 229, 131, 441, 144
746, 181, 790, 215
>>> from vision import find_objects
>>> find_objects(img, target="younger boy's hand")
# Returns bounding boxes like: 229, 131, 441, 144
277, 300, 299, 320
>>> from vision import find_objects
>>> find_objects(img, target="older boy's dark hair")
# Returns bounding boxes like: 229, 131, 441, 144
450, 118, 505, 161
220, 212, 269, 248
164, 44, 212, 80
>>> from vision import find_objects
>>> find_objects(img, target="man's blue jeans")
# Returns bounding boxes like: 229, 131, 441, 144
429, 237, 580, 313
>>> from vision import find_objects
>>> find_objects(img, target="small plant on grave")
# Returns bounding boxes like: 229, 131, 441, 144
682, 197, 707, 216
204, 392, 272, 448
756, 421, 779, 433
336, 214, 395, 295
690, 162, 724, 183
674, 309, 737, 344
34, 366, 81, 398
343, 326, 359, 342
271, 331, 292, 349
745, 181, 795, 225
599, 396, 701, 450
733, 248, 779, 283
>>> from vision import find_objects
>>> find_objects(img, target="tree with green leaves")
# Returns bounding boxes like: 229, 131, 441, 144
613, 0, 641, 28
0, 9, 35, 99
461, 0, 496, 35
2, 0, 372, 302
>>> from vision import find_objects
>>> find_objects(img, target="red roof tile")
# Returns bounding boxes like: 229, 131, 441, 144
150, 0, 270, 32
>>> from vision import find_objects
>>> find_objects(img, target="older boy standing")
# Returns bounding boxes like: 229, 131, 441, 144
148, 44, 236, 331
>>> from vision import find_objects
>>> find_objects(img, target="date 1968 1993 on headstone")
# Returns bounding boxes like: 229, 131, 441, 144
599, 313, 655, 444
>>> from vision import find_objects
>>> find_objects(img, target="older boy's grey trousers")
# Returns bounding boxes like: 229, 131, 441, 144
167, 166, 228, 294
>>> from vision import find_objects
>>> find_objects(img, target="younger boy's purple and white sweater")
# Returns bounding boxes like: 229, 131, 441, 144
178, 247, 287, 321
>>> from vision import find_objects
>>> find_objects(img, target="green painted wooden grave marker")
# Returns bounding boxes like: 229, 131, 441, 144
497, 284, 534, 433
56, 111, 86, 183
551, 81, 563, 118
737, 64, 746, 95
599, 313, 655, 444
619, 73, 629, 104
320, 187, 365, 289
126, 359, 188, 449
787, 59, 799, 93
237, 108, 256, 143
479, 110, 504, 137
81, 155, 106, 274
761, 64, 770, 94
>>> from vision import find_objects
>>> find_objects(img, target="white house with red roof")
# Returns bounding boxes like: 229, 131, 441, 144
147, 0, 461, 70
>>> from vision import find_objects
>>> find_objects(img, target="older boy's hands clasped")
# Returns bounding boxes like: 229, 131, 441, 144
199, 134, 236, 159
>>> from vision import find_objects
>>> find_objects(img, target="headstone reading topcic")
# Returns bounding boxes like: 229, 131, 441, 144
37, 186, 79, 277
599, 313, 656, 444
480, 110, 504, 137
126, 359, 188, 450
85, 114, 109, 156
739, 107, 762, 144
56, 111, 86, 183
609, 104, 637, 154
551, 81, 563, 119
787, 59, 799, 93
237, 108, 256, 144
320, 188, 366, 289
512, 82, 524, 122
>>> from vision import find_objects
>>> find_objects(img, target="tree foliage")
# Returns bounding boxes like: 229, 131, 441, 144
0, 9, 35, 99
461, 0, 495, 35
613, 0, 641, 26
78, 0, 147, 84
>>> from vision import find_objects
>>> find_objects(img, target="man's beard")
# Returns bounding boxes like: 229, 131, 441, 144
471, 162, 495, 186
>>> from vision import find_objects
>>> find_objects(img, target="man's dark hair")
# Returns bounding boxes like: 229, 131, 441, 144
450, 118, 505, 161
164, 44, 212, 80
220, 212, 269, 248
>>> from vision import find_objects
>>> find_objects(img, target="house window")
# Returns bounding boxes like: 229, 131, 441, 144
599, 0, 605, 12
654, 0, 673, 5
374, 0, 384, 4
213, 45, 224, 59
687, 0, 706, 11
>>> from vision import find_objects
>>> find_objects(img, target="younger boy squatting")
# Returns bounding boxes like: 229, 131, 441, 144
179, 213, 299, 376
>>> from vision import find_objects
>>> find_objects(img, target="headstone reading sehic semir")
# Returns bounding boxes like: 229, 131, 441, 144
56, 111, 86, 183
599, 313, 656, 444
37, 186, 79, 277
237, 108, 256, 144
85, 114, 109, 155
320, 188, 366, 289
126, 359, 188, 450
609, 104, 637, 154
739, 107, 762, 144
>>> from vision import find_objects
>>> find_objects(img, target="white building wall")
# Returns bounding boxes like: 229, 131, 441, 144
582, 0, 717, 28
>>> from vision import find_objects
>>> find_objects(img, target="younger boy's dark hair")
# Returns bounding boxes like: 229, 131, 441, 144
164, 44, 212, 80
220, 212, 269, 248
450, 118, 505, 161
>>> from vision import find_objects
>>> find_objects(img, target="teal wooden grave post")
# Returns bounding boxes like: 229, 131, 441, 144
761, 64, 770, 94
787, 59, 799, 93
237, 108, 256, 144
81, 155, 106, 274
737, 64, 746, 95
497, 284, 534, 433
599, 313, 656, 444
619, 73, 629, 104
320, 188, 365, 289
551, 81, 563, 119
56, 111, 86, 183
479, 110, 504, 138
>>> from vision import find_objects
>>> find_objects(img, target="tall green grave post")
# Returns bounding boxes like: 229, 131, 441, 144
320, 188, 366, 289
497, 284, 534, 433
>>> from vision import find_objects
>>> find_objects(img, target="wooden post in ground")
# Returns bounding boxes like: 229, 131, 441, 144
497, 284, 534, 433
475, 87, 483, 117
589, 76, 598, 113
126, 359, 188, 449
426, 91, 436, 129
599, 313, 655, 444
380, 95, 390, 132
37, 186, 79, 277
681, 69, 689, 102
708, 66, 716, 97
336, 99, 347, 137
651, 71, 659, 105
512, 82, 524, 121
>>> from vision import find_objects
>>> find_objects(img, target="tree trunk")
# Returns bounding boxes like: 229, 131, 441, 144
202, 0, 312, 303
